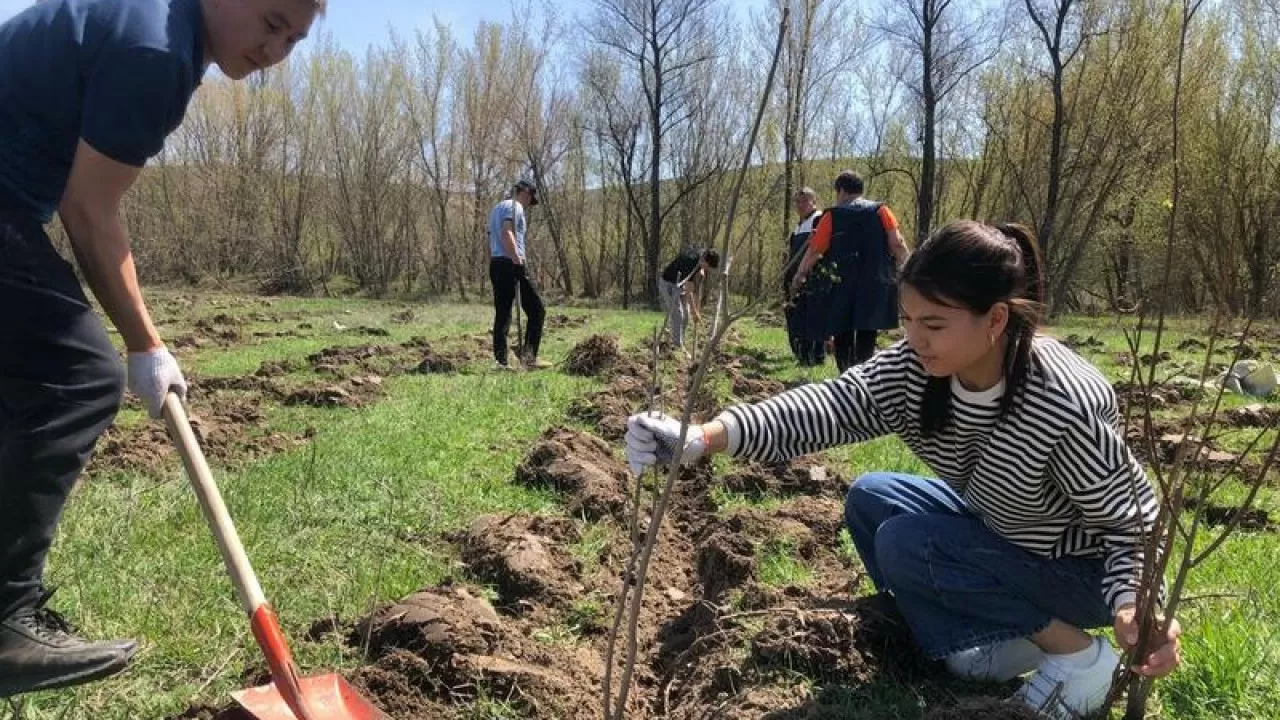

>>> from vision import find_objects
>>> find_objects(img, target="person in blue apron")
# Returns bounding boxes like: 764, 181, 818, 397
782, 188, 825, 366
791, 170, 909, 372
0, 0, 319, 697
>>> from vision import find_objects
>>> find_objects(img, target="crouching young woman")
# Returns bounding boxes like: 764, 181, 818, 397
624, 221, 1181, 719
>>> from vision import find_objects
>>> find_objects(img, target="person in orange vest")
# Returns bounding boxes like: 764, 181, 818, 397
791, 170, 909, 371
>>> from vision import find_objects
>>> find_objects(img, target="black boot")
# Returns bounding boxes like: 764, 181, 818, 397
0, 590, 137, 696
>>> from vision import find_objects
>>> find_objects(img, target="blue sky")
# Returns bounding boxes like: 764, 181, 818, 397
0, 1, 766, 56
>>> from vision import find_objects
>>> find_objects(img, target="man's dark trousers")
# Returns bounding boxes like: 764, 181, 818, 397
0, 203, 124, 619
833, 330, 878, 372
489, 257, 545, 365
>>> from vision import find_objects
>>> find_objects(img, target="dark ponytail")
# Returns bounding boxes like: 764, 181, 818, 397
899, 221, 1046, 437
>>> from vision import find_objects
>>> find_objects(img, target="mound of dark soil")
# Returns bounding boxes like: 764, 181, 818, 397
88, 397, 302, 477
254, 358, 303, 377
547, 313, 589, 329
412, 345, 458, 374
349, 585, 609, 719
565, 334, 621, 377
1227, 403, 1276, 428
731, 374, 786, 403
515, 427, 632, 521
1184, 497, 1276, 532
720, 457, 847, 499
453, 514, 585, 608
306, 344, 399, 375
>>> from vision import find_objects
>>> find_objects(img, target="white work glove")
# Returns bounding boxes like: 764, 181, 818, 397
624, 412, 706, 476
127, 347, 188, 419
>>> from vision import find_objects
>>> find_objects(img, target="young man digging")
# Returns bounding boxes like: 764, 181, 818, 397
488, 179, 551, 370
0, 0, 319, 696
658, 246, 720, 358
627, 221, 1183, 719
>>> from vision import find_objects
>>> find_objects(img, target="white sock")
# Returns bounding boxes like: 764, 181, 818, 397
1047, 637, 1101, 669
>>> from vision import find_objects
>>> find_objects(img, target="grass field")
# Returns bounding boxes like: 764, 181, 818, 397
5, 291, 1280, 720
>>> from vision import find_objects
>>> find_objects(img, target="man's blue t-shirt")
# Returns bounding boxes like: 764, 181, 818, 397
0, 0, 206, 222
488, 199, 527, 260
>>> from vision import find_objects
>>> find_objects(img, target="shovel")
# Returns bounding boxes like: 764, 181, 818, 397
162, 393, 387, 720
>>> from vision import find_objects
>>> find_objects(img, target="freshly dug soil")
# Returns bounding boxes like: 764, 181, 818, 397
515, 427, 632, 522
565, 334, 622, 377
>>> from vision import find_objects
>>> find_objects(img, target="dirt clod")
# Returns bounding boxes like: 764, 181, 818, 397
546, 313, 589, 330
565, 334, 621, 376
454, 514, 585, 608
731, 374, 786, 402
515, 427, 631, 521
350, 585, 607, 718
1227, 403, 1275, 427
284, 384, 358, 408
414, 349, 457, 374
355, 586, 503, 665
721, 457, 847, 499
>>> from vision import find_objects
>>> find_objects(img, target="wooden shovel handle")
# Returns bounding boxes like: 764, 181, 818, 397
163, 392, 268, 615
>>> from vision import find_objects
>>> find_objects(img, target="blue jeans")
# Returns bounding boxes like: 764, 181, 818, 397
844, 472, 1113, 659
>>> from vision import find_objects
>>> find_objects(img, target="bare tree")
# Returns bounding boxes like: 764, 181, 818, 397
1181, 0, 1280, 315
880, 0, 1001, 241
458, 23, 524, 292
581, 48, 647, 307
590, 0, 721, 307
319, 44, 415, 294
403, 21, 468, 298
508, 9, 577, 295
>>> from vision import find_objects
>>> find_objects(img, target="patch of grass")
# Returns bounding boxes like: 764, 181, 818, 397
531, 624, 578, 648
1162, 602, 1280, 719
757, 538, 813, 589
568, 522, 615, 570
566, 596, 609, 635
711, 485, 788, 514
836, 528, 858, 566
464, 696, 527, 720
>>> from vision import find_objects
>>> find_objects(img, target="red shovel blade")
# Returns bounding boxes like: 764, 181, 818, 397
231, 674, 388, 720
233, 605, 387, 720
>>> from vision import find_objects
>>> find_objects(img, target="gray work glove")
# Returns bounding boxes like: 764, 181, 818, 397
624, 411, 706, 476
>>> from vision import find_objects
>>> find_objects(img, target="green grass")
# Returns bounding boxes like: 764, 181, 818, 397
756, 539, 814, 589
565, 595, 610, 635
8, 292, 1280, 719
567, 522, 616, 570
710, 485, 789, 514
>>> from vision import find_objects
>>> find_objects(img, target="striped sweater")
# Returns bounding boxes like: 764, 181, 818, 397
717, 336, 1159, 612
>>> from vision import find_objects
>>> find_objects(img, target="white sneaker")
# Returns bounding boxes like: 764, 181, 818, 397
945, 637, 1044, 682
492, 361, 516, 372
1013, 636, 1119, 719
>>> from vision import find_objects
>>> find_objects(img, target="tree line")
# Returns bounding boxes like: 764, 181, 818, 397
86, 0, 1280, 315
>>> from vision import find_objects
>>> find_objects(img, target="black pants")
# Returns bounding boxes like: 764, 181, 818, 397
784, 301, 825, 366
834, 330, 878, 372
0, 206, 124, 619
489, 257, 545, 365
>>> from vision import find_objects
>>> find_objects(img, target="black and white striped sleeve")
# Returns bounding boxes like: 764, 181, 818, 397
1047, 401, 1160, 612
715, 351, 908, 463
